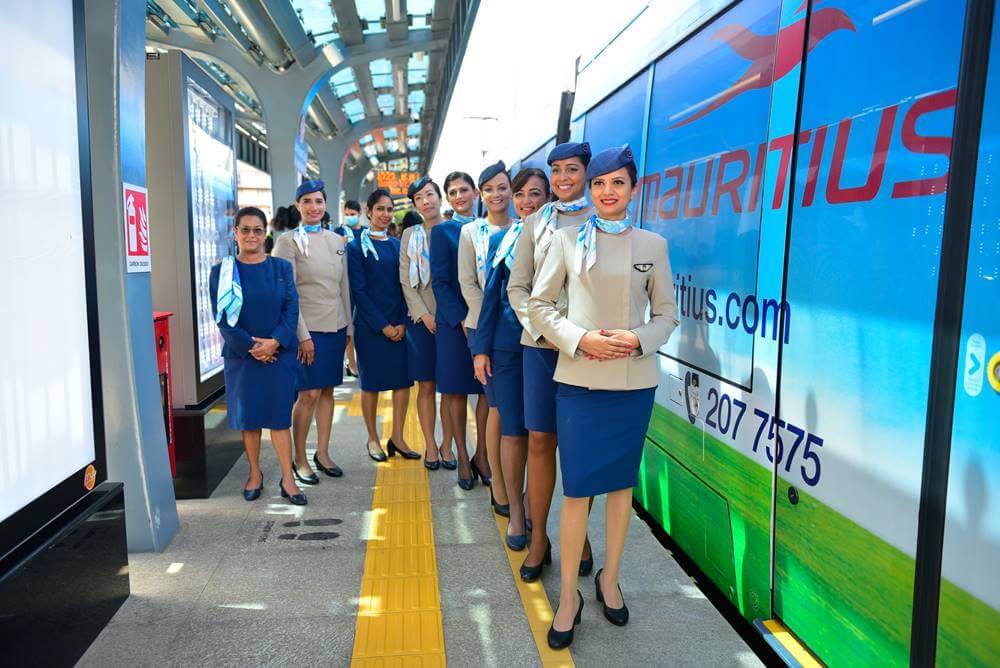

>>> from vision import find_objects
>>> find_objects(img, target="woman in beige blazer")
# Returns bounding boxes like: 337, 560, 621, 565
528, 146, 678, 649
272, 179, 353, 484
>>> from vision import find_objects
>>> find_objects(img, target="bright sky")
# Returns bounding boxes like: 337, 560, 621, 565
429, 0, 649, 183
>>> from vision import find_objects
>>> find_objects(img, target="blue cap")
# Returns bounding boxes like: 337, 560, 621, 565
295, 179, 325, 200
547, 141, 591, 166
407, 175, 434, 199
478, 160, 508, 188
586, 145, 636, 181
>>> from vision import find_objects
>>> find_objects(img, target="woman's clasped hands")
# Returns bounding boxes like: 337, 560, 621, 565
579, 329, 640, 361
381, 324, 407, 342
250, 337, 280, 364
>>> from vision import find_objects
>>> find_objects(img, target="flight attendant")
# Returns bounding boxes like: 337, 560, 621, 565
431, 172, 487, 489
471, 166, 539, 548
347, 188, 419, 462
529, 145, 678, 648
507, 142, 596, 581
210, 207, 305, 506
459, 161, 515, 512
337, 199, 364, 376
272, 180, 352, 486
399, 176, 454, 469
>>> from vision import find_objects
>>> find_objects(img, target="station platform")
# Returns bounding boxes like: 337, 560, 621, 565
79, 379, 761, 667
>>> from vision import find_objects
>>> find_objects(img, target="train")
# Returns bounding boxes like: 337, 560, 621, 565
508, 0, 999, 665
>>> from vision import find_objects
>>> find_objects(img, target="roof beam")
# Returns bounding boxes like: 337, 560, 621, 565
352, 64, 381, 120
156, 0, 216, 41
391, 56, 409, 117
260, 0, 318, 67
314, 86, 352, 135
200, 0, 261, 59
225, 0, 291, 67
331, 0, 365, 46
318, 28, 445, 73
385, 0, 409, 42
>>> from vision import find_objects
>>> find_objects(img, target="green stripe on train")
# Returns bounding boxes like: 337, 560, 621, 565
636, 405, 1000, 667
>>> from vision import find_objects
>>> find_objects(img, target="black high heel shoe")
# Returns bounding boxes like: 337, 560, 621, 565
439, 446, 457, 471
457, 462, 476, 490
491, 489, 510, 517
387, 439, 421, 460
424, 455, 441, 471
579, 539, 594, 576
279, 479, 307, 506
292, 462, 319, 486
313, 453, 343, 477
595, 568, 629, 626
243, 470, 263, 501
519, 541, 552, 582
470, 460, 491, 487
547, 590, 583, 650
366, 440, 387, 463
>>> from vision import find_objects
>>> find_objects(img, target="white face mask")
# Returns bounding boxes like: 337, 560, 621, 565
344, 214, 359, 227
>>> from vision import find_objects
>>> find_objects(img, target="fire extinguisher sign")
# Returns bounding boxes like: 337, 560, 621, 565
123, 182, 151, 273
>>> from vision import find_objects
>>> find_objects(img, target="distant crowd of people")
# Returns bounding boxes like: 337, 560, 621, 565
209, 142, 678, 650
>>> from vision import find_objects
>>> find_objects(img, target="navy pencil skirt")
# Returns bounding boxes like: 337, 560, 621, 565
435, 322, 483, 395
224, 350, 297, 430
556, 383, 656, 498
492, 349, 527, 437
296, 329, 347, 390
355, 325, 411, 392
522, 346, 559, 433
406, 319, 437, 382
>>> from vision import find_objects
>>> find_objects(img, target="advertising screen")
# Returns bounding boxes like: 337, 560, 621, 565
376, 170, 420, 197
0, 2, 97, 523
640, 0, 780, 388
186, 80, 235, 383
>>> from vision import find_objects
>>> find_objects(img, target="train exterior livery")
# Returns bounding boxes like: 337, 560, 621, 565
512, 0, 999, 664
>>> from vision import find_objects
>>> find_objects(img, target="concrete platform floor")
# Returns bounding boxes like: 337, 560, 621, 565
79, 378, 763, 667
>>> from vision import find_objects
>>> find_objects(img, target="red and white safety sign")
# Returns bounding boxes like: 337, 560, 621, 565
123, 182, 151, 273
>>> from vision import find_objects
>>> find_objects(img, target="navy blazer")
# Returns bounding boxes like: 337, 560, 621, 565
471, 231, 524, 356
209, 256, 299, 359
430, 220, 469, 327
347, 236, 406, 334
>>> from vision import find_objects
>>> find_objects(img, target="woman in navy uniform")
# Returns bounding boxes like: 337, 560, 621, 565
528, 146, 678, 648
507, 142, 596, 581
459, 161, 516, 512
210, 207, 306, 506
347, 189, 419, 462
471, 165, 539, 549
398, 176, 455, 469
272, 180, 352, 485
431, 172, 487, 489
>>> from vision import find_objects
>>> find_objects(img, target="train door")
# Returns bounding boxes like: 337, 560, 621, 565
933, 8, 1000, 665
771, 1, 967, 664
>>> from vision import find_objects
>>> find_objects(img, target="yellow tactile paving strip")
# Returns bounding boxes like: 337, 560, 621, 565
351, 393, 447, 667
761, 620, 823, 668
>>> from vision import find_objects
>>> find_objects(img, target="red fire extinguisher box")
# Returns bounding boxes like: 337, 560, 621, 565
153, 311, 176, 476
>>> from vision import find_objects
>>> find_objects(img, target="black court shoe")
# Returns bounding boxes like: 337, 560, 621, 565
439, 446, 457, 471
547, 591, 583, 650
424, 456, 441, 471
387, 439, 421, 460
243, 470, 263, 501
279, 479, 307, 506
491, 489, 510, 517
579, 540, 594, 576
366, 441, 388, 463
313, 453, 343, 478
519, 541, 552, 582
292, 463, 319, 486
595, 568, 629, 626
470, 460, 491, 487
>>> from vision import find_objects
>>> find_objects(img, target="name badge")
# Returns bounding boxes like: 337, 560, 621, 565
633, 263, 653, 273
337, 250, 346, 256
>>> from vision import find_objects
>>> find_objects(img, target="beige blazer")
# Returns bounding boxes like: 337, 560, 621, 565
527, 226, 678, 391
398, 224, 437, 322
272, 229, 353, 342
458, 220, 505, 329
506, 206, 593, 347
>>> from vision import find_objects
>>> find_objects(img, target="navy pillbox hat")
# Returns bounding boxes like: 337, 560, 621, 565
586, 145, 636, 181
295, 179, 324, 200
477, 160, 508, 188
407, 175, 433, 199
547, 141, 591, 166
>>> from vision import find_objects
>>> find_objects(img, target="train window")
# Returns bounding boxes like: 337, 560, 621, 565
641, 0, 781, 387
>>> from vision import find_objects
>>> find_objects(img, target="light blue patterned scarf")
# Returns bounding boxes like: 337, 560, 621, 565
340, 224, 356, 242
215, 256, 242, 325
294, 223, 323, 256
361, 228, 387, 259
472, 218, 494, 285
575, 214, 632, 274
534, 196, 589, 246
492, 220, 523, 269
452, 212, 476, 224
407, 224, 431, 287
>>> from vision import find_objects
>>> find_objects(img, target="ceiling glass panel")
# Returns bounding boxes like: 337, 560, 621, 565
356, 0, 386, 34
290, 0, 339, 45
407, 136, 420, 151
330, 68, 357, 97
386, 138, 400, 153
377, 93, 395, 114
360, 134, 374, 145
407, 123, 421, 137
407, 53, 428, 85
343, 98, 365, 122
383, 128, 398, 139
369, 59, 393, 88
408, 89, 425, 117
409, 157, 420, 171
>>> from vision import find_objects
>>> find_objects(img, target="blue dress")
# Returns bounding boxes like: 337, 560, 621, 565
347, 236, 412, 392
430, 221, 483, 395
472, 232, 527, 437
209, 257, 299, 430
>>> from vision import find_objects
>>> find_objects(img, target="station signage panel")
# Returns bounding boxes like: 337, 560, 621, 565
377, 170, 420, 197
123, 182, 151, 273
